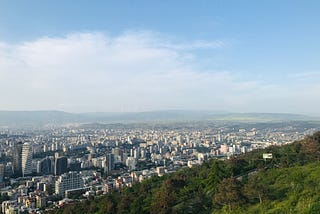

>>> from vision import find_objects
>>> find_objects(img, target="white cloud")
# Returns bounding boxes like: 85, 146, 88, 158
0, 31, 319, 115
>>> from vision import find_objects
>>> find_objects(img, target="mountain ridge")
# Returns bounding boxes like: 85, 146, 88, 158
0, 110, 318, 127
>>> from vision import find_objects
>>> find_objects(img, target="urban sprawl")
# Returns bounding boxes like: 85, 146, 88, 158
0, 121, 317, 213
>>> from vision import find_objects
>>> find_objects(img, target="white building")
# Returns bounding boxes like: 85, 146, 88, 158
126, 157, 136, 171
22, 143, 32, 177
55, 172, 84, 197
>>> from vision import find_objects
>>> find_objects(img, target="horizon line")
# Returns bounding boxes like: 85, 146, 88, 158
0, 109, 317, 117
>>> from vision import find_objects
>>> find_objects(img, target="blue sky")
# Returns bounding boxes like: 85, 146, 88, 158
0, 1, 319, 115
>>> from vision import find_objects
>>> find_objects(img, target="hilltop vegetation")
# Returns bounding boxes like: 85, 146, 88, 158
51, 132, 320, 214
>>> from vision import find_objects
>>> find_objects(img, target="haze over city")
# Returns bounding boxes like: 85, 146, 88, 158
0, 1, 319, 115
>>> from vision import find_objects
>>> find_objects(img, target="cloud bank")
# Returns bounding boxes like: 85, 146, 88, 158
0, 31, 318, 115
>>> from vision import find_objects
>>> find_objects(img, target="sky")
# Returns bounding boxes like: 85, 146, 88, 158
0, 0, 319, 115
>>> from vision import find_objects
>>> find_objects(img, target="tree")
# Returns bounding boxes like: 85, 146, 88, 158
227, 157, 250, 176
302, 132, 320, 161
243, 174, 268, 204
98, 194, 118, 213
205, 160, 230, 195
150, 179, 177, 214
213, 178, 246, 212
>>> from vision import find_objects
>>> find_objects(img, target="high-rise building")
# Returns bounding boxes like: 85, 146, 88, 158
13, 142, 23, 177
21, 143, 32, 177
55, 171, 84, 196
0, 163, 5, 182
37, 157, 54, 175
104, 154, 115, 173
54, 155, 68, 176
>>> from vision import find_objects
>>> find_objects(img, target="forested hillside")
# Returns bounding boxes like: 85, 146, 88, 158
51, 131, 320, 214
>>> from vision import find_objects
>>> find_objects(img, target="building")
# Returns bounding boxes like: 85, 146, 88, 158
36, 195, 47, 208
54, 154, 68, 176
220, 144, 228, 154
104, 154, 115, 173
0, 164, 4, 182
37, 157, 54, 175
2, 200, 18, 214
55, 171, 84, 197
12, 142, 33, 178
68, 158, 81, 171
21, 143, 32, 177
125, 157, 136, 171
156, 166, 165, 176
65, 187, 90, 198
12, 142, 23, 177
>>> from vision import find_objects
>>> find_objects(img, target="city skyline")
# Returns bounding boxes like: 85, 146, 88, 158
0, 1, 319, 115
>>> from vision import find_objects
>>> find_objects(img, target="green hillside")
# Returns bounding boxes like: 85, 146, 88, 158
51, 132, 320, 214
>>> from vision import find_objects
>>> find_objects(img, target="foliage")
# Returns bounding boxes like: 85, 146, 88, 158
213, 177, 246, 211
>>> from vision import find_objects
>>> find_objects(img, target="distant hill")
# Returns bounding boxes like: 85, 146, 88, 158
0, 111, 79, 126
0, 110, 317, 127
213, 112, 315, 121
